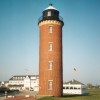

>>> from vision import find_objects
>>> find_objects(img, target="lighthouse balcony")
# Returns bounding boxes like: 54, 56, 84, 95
38, 15, 63, 24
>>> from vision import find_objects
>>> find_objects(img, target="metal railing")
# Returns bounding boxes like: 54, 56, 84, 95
38, 15, 63, 22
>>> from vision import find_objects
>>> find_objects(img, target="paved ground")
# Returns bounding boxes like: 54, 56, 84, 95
0, 91, 38, 100
4, 96, 35, 100
0, 97, 5, 100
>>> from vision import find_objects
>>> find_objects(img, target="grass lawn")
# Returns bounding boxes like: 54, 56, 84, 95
38, 89, 100, 100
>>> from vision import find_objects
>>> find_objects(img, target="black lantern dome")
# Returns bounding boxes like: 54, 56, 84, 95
38, 4, 64, 25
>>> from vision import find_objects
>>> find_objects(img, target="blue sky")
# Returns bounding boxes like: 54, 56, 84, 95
0, 0, 100, 85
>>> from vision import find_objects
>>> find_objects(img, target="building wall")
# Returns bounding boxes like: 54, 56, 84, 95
39, 20, 63, 97
24, 76, 31, 90
63, 84, 88, 95
8, 75, 39, 91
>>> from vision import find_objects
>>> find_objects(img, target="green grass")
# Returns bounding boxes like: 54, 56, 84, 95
38, 89, 100, 100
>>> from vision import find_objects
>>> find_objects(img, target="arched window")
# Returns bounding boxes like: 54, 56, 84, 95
70, 87, 73, 89
66, 87, 69, 89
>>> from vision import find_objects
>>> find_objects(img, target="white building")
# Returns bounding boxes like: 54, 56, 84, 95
8, 75, 39, 91
63, 79, 88, 95
0, 81, 5, 87
0, 81, 2, 87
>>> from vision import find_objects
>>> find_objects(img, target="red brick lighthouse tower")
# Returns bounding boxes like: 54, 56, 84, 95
38, 4, 64, 97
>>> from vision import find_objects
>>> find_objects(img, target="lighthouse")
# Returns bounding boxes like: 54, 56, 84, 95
38, 4, 64, 97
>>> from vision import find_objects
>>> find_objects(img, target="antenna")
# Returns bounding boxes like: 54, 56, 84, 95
49, 3, 53, 6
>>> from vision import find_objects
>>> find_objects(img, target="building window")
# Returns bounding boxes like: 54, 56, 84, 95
47, 11, 51, 16
70, 87, 73, 89
48, 61, 53, 70
63, 87, 65, 89
49, 26, 52, 33
78, 87, 81, 89
48, 80, 53, 90
66, 87, 69, 89
74, 87, 77, 89
48, 43, 53, 51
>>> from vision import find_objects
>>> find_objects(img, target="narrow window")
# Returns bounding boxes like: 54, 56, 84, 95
48, 61, 53, 70
48, 80, 53, 90
49, 26, 52, 33
47, 11, 51, 16
48, 43, 53, 51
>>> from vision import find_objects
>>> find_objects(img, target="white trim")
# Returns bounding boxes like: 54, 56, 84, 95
48, 42, 53, 43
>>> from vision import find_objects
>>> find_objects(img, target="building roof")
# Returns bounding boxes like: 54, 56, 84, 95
64, 79, 85, 85
9, 75, 39, 80
44, 4, 58, 11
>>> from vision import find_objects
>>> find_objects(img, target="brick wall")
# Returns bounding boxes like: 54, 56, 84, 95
39, 20, 63, 97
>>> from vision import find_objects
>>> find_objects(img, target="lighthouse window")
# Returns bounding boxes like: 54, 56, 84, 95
49, 26, 52, 33
48, 61, 53, 70
48, 80, 53, 90
47, 11, 51, 16
48, 43, 53, 51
